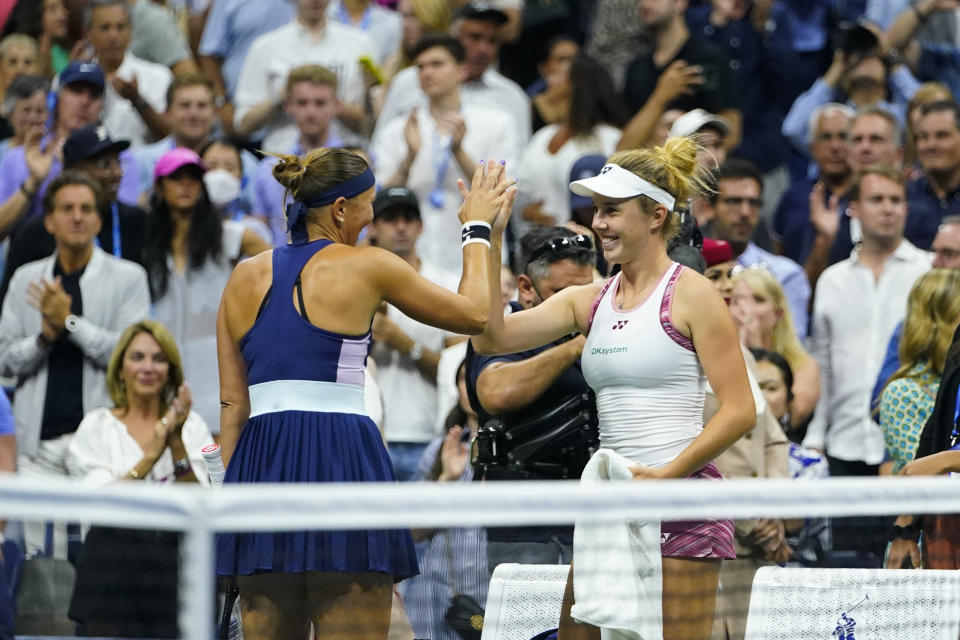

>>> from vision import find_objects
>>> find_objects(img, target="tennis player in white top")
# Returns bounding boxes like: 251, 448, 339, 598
472, 137, 756, 640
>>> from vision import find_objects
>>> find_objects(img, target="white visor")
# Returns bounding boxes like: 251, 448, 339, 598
569, 164, 676, 210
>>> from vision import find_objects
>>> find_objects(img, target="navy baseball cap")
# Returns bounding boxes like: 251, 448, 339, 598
373, 186, 421, 219
63, 125, 130, 168
569, 154, 606, 212
58, 62, 105, 92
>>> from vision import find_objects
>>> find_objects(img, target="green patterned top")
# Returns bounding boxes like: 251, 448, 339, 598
879, 364, 940, 474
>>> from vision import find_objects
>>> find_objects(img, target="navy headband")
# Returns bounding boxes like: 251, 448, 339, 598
285, 167, 376, 242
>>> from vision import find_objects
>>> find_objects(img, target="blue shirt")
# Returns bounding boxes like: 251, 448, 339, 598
738, 243, 811, 339
781, 67, 920, 155
905, 174, 960, 250
773, 176, 854, 267
871, 321, 903, 422
0, 391, 13, 437
917, 44, 960, 100
198, 0, 295, 99
685, 4, 795, 171
780, 0, 831, 52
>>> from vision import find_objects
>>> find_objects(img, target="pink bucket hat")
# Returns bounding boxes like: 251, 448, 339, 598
154, 147, 207, 180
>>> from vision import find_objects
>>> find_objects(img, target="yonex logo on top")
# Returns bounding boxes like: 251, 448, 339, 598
612, 320, 629, 330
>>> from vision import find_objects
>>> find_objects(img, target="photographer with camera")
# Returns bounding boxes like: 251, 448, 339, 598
782, 21, 920, 157
617, 0, 741, 152
465, 226, 597, 573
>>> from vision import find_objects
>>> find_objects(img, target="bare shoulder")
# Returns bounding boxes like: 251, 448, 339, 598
222, 250, 273, 330
227, 249, 273, 294
672, 268, 727, 333
343, 245, 419, 282
569, 278, 609, 330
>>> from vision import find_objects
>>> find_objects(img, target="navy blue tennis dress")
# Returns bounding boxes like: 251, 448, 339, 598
216, 239, 419, 580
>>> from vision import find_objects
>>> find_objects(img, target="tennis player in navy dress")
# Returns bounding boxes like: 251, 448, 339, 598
215, 148, 515, 639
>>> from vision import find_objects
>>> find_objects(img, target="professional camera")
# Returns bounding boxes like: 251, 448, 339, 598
471, 391, 599, 481
834, 20, 880, 59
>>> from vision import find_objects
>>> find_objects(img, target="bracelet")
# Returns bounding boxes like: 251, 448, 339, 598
461, 221, 492, 248
890, 522, 921, 542
129, 467, 141, 480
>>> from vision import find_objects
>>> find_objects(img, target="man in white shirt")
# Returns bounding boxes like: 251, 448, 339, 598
232, 0, 374, 152
326, 0, 402, 65
805, 165, 930, 562
375, 1, 530, 142
806, 166, 931, 467
84, 0, 173, 147
367, 186, 460, 480
373, 34, 516, 273
131, 73, 258, 201
253, 65, 348, 245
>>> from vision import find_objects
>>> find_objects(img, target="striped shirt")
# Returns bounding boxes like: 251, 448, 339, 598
402, 437, 488, 640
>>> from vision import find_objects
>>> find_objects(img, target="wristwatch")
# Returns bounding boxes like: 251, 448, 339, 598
408, 341, 424, 362
883, 47, 906, 69
65, 314, 81, 333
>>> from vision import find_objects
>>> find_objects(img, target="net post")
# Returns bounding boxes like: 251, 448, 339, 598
180, 519, 215, 640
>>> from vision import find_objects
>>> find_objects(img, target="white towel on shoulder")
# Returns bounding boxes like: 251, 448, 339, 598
571, 448, 663, 640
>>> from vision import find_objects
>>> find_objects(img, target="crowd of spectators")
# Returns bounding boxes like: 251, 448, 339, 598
0, 0, 958, 638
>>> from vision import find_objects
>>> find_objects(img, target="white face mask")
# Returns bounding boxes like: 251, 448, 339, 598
203, 169, 241, 207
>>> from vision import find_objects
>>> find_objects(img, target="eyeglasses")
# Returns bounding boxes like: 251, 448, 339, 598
720, 196, 763, 209
527, 233, 593, 264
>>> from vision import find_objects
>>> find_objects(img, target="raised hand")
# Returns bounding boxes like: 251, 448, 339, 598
652, 60, 703, 104
404, 109, 421, 158
438, 425, 469, 481
437, 112, 467, 151
69, 38, 94, 63
109, 74, 140, 103
809, 182, 840, 241
159, 382, 193, 450
456, 160, 516, 228
24, 129, 55, 188
27, 277, 71, 339
730, 282, 763, 347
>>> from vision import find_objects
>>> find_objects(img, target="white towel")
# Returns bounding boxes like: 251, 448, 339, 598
571, 449, 663, 640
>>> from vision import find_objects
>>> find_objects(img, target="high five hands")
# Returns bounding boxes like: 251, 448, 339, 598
456, 160, 518, 234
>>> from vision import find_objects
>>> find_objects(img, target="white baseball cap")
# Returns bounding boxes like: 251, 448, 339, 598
669, 108, 730, 138
569, 163, 676, 209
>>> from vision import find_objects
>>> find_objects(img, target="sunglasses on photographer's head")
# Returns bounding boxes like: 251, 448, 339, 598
527, 234, 593, 264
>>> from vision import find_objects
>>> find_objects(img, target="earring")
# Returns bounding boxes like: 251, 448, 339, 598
118, 378, 126, 393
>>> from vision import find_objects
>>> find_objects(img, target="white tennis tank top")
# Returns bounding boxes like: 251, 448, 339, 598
581, 263, 705, 468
